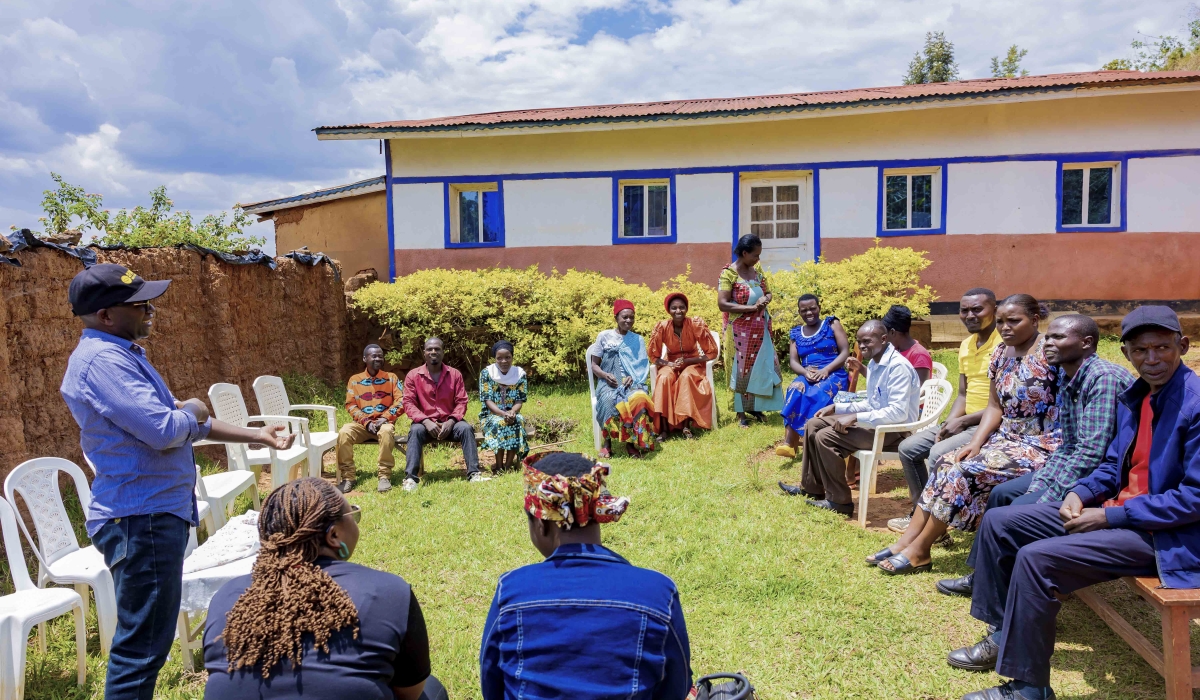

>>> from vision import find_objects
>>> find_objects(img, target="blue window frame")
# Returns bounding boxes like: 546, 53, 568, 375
1056, 160, 1125, 232
444, 181, 505, 248
876, 164, 946, 236
612, 174, 677, 244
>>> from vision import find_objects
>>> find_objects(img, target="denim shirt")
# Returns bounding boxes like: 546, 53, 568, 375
60, 329, 211, 535
480, 543, 692, 700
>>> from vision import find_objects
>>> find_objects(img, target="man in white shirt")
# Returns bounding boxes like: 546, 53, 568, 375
780, 320, 921, 515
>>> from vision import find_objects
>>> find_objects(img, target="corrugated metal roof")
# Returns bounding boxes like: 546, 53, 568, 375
315, 71, 1200, 136
238, 175, 386, 214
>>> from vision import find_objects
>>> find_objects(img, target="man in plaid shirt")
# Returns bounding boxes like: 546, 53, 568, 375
938, 315, 1133, 601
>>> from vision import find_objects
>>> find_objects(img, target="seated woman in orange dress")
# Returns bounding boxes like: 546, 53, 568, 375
648, 293, 719, 438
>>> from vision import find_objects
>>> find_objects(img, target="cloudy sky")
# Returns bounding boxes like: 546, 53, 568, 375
2, 0, 1195, 252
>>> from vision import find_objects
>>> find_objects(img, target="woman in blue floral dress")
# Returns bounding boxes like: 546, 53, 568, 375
479, 340, 530, 471
875, 295, 1061, 575
776, 294, 851, 458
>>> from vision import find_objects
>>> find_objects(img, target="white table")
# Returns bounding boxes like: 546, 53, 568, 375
176, 555, 256, 671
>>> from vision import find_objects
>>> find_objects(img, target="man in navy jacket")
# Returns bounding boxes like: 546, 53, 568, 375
956, 306, 1198, 700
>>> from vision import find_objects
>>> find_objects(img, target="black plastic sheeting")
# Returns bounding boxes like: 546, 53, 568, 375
0, 230, 341, 279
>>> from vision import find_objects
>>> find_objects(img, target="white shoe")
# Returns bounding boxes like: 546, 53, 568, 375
468, 472, 491, 483
887, 516, 911, 533
402, 478, 419, 492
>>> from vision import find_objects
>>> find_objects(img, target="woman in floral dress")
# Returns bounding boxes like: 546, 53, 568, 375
717, 234, 783, 428
479, 340, 530, 471
873, 294, 1061, 575
589, 300, 656, 458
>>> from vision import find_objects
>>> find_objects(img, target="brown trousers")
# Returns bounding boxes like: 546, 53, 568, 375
336, 421, 398, 480
800, 415, 905, 506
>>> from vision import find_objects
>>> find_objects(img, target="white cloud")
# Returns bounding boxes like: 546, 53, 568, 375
1, 0, 1196, 254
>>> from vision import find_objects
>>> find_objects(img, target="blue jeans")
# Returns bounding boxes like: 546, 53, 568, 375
93, 513, 190, 700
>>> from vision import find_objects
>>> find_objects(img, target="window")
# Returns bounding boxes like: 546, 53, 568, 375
619, 179, 670, 238
882, 167, 941, 232
739, 173, 812, 253
750, 184, 802, 240
1060, 163, 1118, 228
449, 183, 502, 245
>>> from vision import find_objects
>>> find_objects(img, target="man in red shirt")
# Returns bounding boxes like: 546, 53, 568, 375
401, 337, 486, 492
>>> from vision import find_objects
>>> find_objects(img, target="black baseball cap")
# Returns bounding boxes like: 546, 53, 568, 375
1120, 305, 1182, 341
68, 264, 171, 316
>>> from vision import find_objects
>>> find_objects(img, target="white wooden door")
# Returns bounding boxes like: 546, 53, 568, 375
740, 174, 814, 272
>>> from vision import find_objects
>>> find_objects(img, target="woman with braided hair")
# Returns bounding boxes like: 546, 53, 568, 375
203, 478, 443, 699
480, 452, 693, 699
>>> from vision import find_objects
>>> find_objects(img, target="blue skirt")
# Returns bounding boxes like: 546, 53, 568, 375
781, 370, 850, 434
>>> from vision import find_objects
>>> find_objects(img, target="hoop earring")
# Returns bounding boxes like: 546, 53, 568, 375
337, 541, 351, 560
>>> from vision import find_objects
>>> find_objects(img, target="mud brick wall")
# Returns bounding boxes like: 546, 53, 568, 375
0, 247, 348, 480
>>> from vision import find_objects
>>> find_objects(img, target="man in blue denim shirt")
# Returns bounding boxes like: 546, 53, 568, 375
60, 264, 294, 700
481, 452, 692, 699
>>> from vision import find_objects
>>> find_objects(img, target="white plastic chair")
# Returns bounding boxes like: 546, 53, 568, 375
586, 357, 605, 454
252, 375, 338, 479
648, 331, 721, 429
3, 458, 116, 655
194, 463, 256, 530
208, 383, 311, 492
932, 361, 948, 382
0, 497, 86, 700
853, 378, 954, 528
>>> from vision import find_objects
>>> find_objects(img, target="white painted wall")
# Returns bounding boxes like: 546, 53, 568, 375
392, 183, 444, 249
676, 173, 734, 244
503, 178, 612, 247
818, 167, 876, 239
946, 161, 1057, 235
1128, 156, 1200, 232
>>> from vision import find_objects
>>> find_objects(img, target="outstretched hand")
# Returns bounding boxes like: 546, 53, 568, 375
256, 424, 295, 450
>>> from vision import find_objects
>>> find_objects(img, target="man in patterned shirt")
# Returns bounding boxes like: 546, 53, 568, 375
336, 344, 403, 493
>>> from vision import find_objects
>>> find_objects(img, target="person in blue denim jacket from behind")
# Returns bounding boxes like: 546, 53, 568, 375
480, 451, 693, 699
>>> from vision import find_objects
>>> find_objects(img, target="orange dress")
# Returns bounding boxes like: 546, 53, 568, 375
648, 317, 719, 431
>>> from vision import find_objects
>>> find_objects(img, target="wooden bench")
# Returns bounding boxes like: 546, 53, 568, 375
1075, 576, 1200, 699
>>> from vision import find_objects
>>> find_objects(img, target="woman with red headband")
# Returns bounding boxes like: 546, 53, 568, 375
648, 292, 718, 438
588, 299, 657, 458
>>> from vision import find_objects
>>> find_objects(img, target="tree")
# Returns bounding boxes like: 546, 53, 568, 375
990, 45, 1029, 78
903, 31, 960, 85
1104, 19, 1200, 71
17, 173, 263, 252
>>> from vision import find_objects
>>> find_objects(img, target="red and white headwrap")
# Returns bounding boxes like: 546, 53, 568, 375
523, 452, 629, 529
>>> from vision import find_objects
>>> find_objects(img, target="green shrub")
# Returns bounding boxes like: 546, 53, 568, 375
351, 265, 720, 381
769, 241, 936, 347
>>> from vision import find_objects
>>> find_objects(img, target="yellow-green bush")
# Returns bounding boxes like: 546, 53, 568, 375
351, 246, 935, 380
351, 266, 720, 380
769, 242, 936, 347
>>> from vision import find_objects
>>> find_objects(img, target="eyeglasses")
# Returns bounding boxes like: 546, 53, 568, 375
348, 504, 362, 524
119, 301, 153, 311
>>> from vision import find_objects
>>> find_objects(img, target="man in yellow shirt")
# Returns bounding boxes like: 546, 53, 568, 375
892, 288, 1001, 532
336, 344, 403, 493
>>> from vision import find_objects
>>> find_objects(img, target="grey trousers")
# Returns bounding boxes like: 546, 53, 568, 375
896, 424, 978, 503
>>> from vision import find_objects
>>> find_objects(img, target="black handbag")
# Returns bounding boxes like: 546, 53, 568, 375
689, 673, 754, 700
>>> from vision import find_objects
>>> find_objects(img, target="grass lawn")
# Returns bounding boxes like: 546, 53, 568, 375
20, 349, 1197, 699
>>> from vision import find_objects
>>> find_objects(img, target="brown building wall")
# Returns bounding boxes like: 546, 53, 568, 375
821, 232, 1200, 302
271, 191, 389, 278
393, 242, 732, 286
0, 247, 348, 480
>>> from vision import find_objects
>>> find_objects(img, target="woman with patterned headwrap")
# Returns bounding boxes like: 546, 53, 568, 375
478, 339, 529, 471
480, 452, 693, 700
649, 292, 718, 438
589, 299, 657, 458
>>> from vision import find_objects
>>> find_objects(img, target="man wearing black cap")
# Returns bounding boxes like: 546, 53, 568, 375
956, 306, 1198, 700
60, 263, 295, 700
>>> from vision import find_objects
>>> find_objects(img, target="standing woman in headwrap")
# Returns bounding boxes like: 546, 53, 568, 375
203, 478, 445, 700
718, 234, 783, 428
648, 292, 719, 438
480, 452, 692, 699
589, 299, 657, 458
479, 339, 530, 471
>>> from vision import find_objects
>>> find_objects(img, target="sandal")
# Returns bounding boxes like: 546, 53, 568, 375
878, 553, 932, 576
598, 448, 612, 459
865, 548, 894, 565
748, 411, 767, 423
681, 427, 694, 440
738, 417, 751, 428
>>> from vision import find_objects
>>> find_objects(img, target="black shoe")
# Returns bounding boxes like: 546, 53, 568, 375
948, 633, 999, 672
337, 479, 354, 494
961, 682, 1056, 700
779, 482, 819, 498
805, 499, 854, 516
937, 572, 974, 597
748, 411, 767, 423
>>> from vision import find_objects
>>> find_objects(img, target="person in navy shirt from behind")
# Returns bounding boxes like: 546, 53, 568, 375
480, 451, 692, 700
